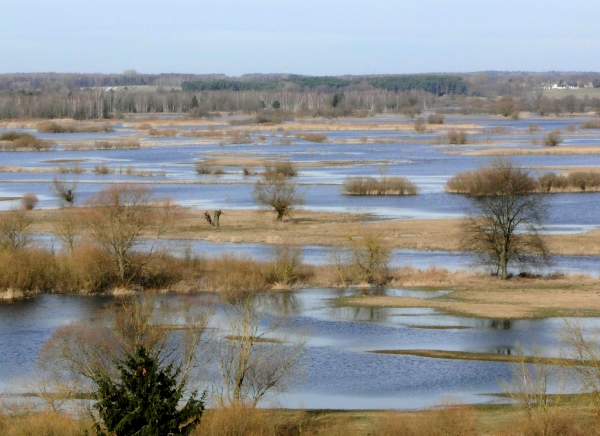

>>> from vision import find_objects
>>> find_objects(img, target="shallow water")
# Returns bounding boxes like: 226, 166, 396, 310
0, 290, 590, 409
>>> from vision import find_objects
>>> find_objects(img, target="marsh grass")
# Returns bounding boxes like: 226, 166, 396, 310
149, 128, 177, 137
0, 132, 53, 151
447, 129, 468, 144
295, 132, 328, 143
342, 176, 418, 195
37, 121, 114, 133
264, 160, 297, 178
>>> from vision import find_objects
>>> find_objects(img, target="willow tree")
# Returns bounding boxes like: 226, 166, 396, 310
447, 158, 549, 279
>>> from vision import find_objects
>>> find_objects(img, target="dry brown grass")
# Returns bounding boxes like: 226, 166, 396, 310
344, 267, 600, 318
0, 411, 91, 436
37, 121, 114, 133
295, 132, 328, 143
342, 176, 419, 195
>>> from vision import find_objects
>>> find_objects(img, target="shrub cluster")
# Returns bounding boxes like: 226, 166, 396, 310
580, 118, 600, 129
264, 160, 297, 178
542, 129, 563, 146
0, 131, 53, 151
342, 176, 419, 195
447, 168, 600, 194
37, 121, 114, 133
447, 129, 468, 144
427, 113, 444, 124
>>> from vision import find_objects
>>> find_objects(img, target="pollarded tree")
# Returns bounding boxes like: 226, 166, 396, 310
252, 174, 305, 221
447, 158, 549, 279
93, 345, 205, 436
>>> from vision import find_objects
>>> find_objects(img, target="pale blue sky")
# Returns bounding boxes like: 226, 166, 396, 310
2, 0, 599, 75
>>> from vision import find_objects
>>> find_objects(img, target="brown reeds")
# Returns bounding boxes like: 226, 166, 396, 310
264, 160, 297, 178
0, 131, 53, 151
295, 132, 328, 143
447, 129, 468, 144
37, 121, 114, 133
341, 176, 419, 195
0, 411, 91, 436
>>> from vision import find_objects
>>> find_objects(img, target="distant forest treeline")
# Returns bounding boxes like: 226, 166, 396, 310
0, 71, 600, 120
181, 74, 467, 96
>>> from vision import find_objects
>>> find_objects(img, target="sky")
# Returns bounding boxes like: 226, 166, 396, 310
2, 0, 600, 75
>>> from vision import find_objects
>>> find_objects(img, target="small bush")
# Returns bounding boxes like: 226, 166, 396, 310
527, 124, 541, 133
20, 193, 38, 210
265, 245, 304, 287
342, 176, 418, 195
93, 164, 112, 175
542, 129, 563, 146
447, 129, 468, 144
264, 160, 297, 178
580, 119, 600, 129
427, 113, 444, 124
414, 117, 426, 133
195, 162, 225, 175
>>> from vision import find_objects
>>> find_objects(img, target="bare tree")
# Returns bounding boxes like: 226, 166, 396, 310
252, 174, 305, 221
81, 184, 177, 286
218, 286, 305, 406
36, 296, 212, 409
450, 158, 549, 279
0, 209, 32, 252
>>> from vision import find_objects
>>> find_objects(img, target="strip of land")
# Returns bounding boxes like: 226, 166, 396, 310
369, 349, 582, 365
454, 146, 600, 156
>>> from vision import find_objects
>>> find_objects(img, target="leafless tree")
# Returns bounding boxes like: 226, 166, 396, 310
217, 286, 305, 406
81, 184, 177, 286
252, 174, 305, 221
455, 158, 549, 279
0, 209, 32, 252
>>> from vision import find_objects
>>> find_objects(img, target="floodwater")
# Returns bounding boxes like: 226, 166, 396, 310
1, 113, 600, 408
0, 290, 584, 409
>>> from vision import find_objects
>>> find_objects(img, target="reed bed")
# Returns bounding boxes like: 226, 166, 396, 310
37, 121, 114, 133
0, 131, 53, 151
342, 176, 419, 195
447, 169, 600, 193
580, 119, 600, 129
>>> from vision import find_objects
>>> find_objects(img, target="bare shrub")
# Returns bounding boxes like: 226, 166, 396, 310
0, 248, 57, 293
0, 209, 32, 252
543, 129, 563, 146
195, 162, 225, 175
566, 171, 600, 192
92, 164, 112, 174
527, 124, 541, 133
295, 132, 328, 143
447, 129, 468, 144
414, 117, 426, 133
341, 176, 418, 195
253, 174, 305, 221
81, 184, 177, 286
264, 160, 297, 178
265, 245, 304, 287
580, 119, 600, 129
217, 285, 306, 406
20, 192, 38, 211
427, 113, 444, 124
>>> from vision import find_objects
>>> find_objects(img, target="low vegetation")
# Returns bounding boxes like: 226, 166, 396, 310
295, 132, 328, 143
543, 129, 563, 146
580, 118, 600, 129
447, 129, 468, 144
37, 121, 114, 133
427, 113, 444, 124
0, 131, 53, 151
342, 176, 419, 195
449, 168, 600, 193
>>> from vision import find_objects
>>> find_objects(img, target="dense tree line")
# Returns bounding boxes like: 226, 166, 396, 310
183, 74, 467, 95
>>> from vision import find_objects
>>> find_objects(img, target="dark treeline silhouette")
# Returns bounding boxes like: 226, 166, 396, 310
1, 71, 600, 120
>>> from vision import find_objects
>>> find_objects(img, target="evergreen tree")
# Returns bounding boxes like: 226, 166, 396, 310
93, 346, 205, 436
